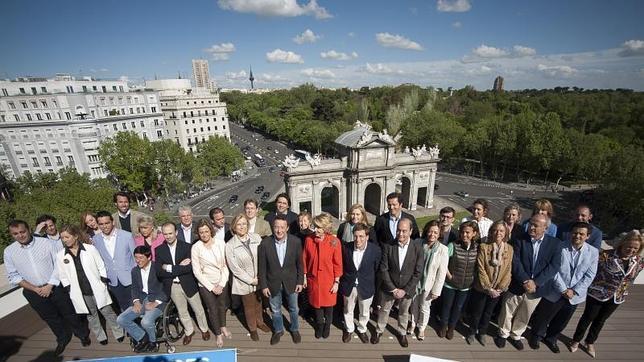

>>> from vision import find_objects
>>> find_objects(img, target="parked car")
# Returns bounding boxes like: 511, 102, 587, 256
455, 191, 469, 197
261, 191, 270, 200
229, 194, 238, 203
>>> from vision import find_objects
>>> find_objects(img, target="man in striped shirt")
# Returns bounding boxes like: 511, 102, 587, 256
4, 220, 90, 356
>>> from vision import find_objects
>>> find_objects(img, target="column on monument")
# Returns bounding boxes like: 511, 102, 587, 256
409, 171, 418, 211
426, 168, 436, 209
312, 181, 322, 216
289, 183, 300, 214
339, 178, 347, 218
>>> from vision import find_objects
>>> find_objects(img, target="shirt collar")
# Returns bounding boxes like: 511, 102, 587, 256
181, 223, 192, 231
141, 262, 152, 273
65, 242, 86, 256
118, 209, 131, 218
274, 236, 287, 244
398, 239, 410, 248
355, 243, 367, 252
390, 213, 401, 221
531, 235, 544, 243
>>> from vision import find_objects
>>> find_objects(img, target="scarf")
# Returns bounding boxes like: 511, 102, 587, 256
417, 241, 439, 294
342, 223, 355, 243
489, 242, 506, 288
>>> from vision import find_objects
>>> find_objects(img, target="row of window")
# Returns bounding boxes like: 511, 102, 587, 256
186, 125, 226, 134
6, 98, 57, 110
1, 84, 126, 97
21, 155, 74, 168
161, 99, 220, 107
96, 96, 154, 107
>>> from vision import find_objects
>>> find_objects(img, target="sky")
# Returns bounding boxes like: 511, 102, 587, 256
1, 0, 643, 90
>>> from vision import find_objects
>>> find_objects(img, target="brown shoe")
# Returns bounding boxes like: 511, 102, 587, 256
250, 331, 259, 341
201, 331, 211, 341
183, 332, 194, 345
437, 325, 447, 338
446, 326, 455, 340
342, 331, 352, 343
257, 324, 271, 333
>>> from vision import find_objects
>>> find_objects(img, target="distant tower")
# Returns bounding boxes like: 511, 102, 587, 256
249, 66, 255, 90
493, 76, 504, 92
192, 59, 213, 90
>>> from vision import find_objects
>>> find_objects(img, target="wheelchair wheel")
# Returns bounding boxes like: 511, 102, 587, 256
162, 300, 185, 343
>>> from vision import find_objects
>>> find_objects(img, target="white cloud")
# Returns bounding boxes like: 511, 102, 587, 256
437, 0, 471, 12
364, 63, 404, 75
376, 32, 423, 51
537, 64, 578, 78
293, 29, 320, 44
204, 42, 236, 61
320, 50, 358, 61
258, 73, 287, 83
618, 39, 644, 57
513, 45, 537, 57
225, 70, 248, 79
217, 0, 332, 19
473, 44, 509, 58
452, 21, 462, 29
348, 32, 355, 37
266, 49, 304, 63
301, 68, 336, 78
118, 75, 129, 82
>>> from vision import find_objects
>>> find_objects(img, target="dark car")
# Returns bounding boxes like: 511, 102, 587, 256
267, 146, 272, 150
455, 191, 469, 197
229, 194, 238, 203
261, 191, 270, 200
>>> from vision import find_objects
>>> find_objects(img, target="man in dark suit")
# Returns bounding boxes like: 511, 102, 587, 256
495, 214, 563, 350
209, 207, 232, 242
258, 215, 304, 345
116, 245, 168, 353
339, 223, 381, 344
557, 204, 603, 250
438, 206, 458, 245
156, 223, 210, 345
373, 192, 420, 247
264, 193, 300, 235
372, 218, 424, 347
176, 205, 198, 244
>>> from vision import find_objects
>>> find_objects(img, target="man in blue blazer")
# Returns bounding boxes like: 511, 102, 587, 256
117, 245, 168, 353
93, 210, 137, 312
529, 222, 598, 353
496, 214, 563, 350
339, 223, 382, 344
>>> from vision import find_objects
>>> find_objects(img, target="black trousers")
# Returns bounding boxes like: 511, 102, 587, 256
108, 282, 132, 313
467, 288, 502, 335
23, 286, 89, 345
314, 306, 333, 327
573, 296, 620, 344
531, 297, 577, 342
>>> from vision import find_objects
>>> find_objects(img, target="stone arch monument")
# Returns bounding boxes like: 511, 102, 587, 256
283, 121, 440, 218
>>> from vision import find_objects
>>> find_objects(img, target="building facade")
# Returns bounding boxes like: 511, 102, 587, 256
0, 75, 165, 179
191, 59, 214, 91
145, 79, 230, 153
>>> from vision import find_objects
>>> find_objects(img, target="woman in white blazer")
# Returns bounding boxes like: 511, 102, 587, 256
57, 225, 123, 345
409, 220, 449, 340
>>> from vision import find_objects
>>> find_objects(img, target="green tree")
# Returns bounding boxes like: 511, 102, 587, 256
98, 131, 153, 192
196, 136, 244, 178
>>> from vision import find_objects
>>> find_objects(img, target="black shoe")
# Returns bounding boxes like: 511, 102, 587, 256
81, 337, 91, 347
134, 334, 150, 353
146, 342, 159, 352
315, 324, 323, 339
342, 331, 352, 343
528, 336, 540, 350
54, 342, 68, 356
270, 331, 284, 345
543, 339, 560, 353
356, 331, 369, 344
117, 336, 125, 343
494, 336, 507, 349
399, 334, 409, 348
371, 332, 382, 344
475, 333, 487, 346
291, 331, 301, 344
509, 338, 524, 351
99, 339, 108, 345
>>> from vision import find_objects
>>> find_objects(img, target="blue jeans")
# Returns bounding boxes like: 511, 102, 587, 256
269, 287, 299, 333
116, 299, 163, 342
440, 287, 469, 328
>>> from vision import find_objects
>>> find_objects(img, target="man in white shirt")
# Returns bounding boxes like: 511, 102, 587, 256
209, 207, 231, 242
245, 199, 271, 237
116, 245, 168, 353
176, 205, 197, 244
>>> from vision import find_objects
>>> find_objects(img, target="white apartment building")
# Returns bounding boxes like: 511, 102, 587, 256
0, 75, 165, 179
191, 59, 215, 91
145, 79, 230, 153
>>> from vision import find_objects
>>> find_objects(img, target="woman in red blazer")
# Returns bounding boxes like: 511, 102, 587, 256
303, 212, 343, 339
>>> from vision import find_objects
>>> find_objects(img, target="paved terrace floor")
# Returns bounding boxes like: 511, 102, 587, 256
1, 286, 643, 362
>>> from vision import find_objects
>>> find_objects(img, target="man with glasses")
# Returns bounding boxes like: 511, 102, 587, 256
438, 207, 458, 245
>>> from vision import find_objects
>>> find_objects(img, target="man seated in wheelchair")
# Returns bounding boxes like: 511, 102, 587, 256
117, 245, 168, 353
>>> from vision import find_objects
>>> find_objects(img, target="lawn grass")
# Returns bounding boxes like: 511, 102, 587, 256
416, 210, 472, 231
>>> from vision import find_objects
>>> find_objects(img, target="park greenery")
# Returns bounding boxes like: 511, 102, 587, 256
222, 84, 643, 236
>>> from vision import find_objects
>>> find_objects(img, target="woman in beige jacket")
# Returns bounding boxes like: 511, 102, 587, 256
225, 214, 271, 341
409, 220, 449, 340
466, 220, 513, 346
192, 219, 230, 347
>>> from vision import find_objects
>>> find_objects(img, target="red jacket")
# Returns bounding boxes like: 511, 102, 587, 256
303, 233, 343, 308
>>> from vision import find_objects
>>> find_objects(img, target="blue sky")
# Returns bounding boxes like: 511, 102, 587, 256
1, 0, 643, 90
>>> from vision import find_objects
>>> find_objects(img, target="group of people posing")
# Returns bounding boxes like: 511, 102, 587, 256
4, 191, 643, 359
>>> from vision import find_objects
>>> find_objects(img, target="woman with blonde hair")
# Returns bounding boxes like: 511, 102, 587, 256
134, 215, 164, 261
303, 212, 343, 339
466, 221, 513, 346
225, 214, 271, 341
522, 198, 557, 237
336, 204, 377, 244
570, 230, 644, 357
57, 224, 123, 345
192, 219, 230, 347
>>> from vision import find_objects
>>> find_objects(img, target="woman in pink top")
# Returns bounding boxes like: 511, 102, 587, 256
134, 215, 164, 261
